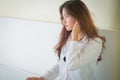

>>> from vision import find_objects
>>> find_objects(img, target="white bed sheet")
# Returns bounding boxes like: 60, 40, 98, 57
0, 64, 38, 80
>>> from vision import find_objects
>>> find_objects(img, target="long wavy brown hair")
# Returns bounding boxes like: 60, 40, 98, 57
54, 0, 106, 61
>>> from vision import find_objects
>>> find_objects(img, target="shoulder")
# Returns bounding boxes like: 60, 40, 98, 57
80, 35, 102, 45
84, 37, 102, 49
90, 37, 102, 44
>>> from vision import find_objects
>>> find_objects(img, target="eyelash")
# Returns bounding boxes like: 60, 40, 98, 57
61, 15, 70, 20
64, 15, 69, 17
62, 15, 69, 19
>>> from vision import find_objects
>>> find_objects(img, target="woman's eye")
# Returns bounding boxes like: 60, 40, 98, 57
65, 15, 69, 17
63, 15, 69, 19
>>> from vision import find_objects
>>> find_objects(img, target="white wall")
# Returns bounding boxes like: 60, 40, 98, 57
0, 17, 61, 75
96, 30, 120, 80
84, 0, 120, 30
0, 0, 119, 30
0, 17, 120, 80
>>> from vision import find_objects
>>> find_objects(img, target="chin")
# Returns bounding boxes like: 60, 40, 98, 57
66, 28, 72, 31
66, 29, 71, 31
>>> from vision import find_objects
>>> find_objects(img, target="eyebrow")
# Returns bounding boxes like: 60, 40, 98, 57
63, 13, 70, 17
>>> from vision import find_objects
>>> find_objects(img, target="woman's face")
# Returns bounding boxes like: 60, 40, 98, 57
62, 8, 76, 31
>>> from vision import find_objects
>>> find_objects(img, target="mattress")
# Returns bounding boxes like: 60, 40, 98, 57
0, 64, 38, 80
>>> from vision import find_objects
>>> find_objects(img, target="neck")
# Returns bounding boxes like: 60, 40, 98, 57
67, 32, 85, 42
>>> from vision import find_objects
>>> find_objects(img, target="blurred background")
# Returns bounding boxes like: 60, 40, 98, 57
0, 0, 120, 80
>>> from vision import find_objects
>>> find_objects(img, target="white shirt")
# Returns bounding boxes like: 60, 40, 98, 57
43, 36, 102, 80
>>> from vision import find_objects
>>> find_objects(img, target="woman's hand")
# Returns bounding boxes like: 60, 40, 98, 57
26, 76, 44, 80
71, 21, 80, 41
71, 21, 84, 41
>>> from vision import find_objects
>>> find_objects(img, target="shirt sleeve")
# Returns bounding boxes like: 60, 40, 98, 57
42, 63, 59, 80
66, 38, 102, 71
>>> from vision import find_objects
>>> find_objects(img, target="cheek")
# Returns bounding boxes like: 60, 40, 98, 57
68, 19, 76, 29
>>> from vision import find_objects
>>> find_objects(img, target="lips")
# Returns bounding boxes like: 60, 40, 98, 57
65, 25, 68, 27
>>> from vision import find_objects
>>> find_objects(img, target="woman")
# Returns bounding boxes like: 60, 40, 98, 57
26, 0, 106, 80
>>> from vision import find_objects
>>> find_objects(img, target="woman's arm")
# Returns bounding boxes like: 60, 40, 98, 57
26, 63, 59, 80
66, 38, 102, 71
42, 63, 59, 80
26, 76, 44, 80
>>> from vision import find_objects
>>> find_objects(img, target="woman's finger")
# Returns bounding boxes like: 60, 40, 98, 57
26, 77, 31, 80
